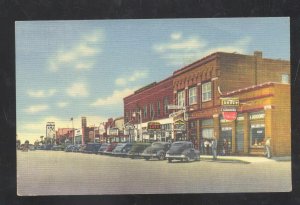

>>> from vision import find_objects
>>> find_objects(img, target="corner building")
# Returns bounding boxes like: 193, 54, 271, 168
123, 77, 173, 142
172, 51, 290, 156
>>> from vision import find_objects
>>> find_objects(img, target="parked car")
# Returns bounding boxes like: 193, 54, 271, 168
102, 143, 118, 155
52, 145, 65, 151
82, 143, 101, 154
111, 143, 133, 157
65, 145, 75, 152
98, 143, 110, 154
141, 142, 171, 160
72, 144, 81, 152
78, 144, 86, 152
166, 141, 200, 163
127, 143, 151, 159
28, 144, 36, 151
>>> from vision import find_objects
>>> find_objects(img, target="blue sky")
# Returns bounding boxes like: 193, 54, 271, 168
16, 18, 290, 143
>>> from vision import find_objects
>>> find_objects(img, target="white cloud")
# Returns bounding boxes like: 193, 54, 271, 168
25, 104, 49, 114
66, 82, 89, 97
91, 88, 136, 106
153, 34, 252, 67
57, 102, 69, 108
171, 32, 182, 40
115, 70, 148, 86
27, 88, 57, 98
48, 29, 104, 72
75, 62, 94, 71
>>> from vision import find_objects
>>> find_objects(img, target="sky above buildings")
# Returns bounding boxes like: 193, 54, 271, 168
16, 17, 290, 143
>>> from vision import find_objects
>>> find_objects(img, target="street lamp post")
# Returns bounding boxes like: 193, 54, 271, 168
133, 110, 143, 142
71, 117, 75, 145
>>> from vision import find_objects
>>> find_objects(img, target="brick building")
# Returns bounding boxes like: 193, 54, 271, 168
123, 76, 173, 142
172, 51, 290, 156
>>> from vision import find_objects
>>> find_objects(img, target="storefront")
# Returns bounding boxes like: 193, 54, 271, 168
220, 117, 233, 155
249, 110, 265, 155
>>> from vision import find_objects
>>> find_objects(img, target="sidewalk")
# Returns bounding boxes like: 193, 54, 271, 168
200, 155, 291, 163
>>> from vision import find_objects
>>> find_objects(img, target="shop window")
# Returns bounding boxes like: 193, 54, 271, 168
189, 86, 197, 105
143, 105, 147, 118
150, 103, 154, 119
250, 124, 265, 148
177, 90, 185, 106
202, 128, 213, 139
281, 74, 289, 84
201, 119, 213, 127
202, 82, 212, 102
164, 96, 169, 114
157, 101, 161, 117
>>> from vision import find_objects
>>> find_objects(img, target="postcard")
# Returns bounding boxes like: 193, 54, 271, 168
16, 18, 291, 195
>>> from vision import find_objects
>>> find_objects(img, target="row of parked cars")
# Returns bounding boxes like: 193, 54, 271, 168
63, 141, 200, 163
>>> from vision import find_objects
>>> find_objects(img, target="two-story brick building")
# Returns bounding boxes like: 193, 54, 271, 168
123, 76, 173, 142
172, 51, 290, 156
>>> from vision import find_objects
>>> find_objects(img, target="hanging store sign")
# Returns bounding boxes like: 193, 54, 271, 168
174, 120, 186, 131
222, 111, 237, 121
169, 110, 184, 118
220, 98, 239, 121
221, 107, 237, 121
147, 122, 161, 130
220, 98, 239, 106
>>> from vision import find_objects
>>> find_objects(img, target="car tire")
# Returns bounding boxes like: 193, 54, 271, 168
185, 156, 191, 162
158, 153, 165, 160
168, 158, 172, 163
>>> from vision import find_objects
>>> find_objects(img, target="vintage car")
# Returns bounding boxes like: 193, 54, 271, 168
102, 143, 118, 155
82, 143, 101, 154
111, 143, 133, 157
127, 143, 151, 159
141, 142, 171, 160
98, 143, 110, 154
166, 141, 200, 163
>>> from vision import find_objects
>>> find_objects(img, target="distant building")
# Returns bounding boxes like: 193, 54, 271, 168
124, 76, 174, 142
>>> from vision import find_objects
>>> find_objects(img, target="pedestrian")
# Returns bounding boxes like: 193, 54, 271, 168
264, 137, 272, 159
204, 139, 210, 155
211, 137, 218, 160
223, 139, 228, 156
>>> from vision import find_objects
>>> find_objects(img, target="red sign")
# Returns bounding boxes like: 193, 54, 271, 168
222, 111, 237, 121
147, 122, 161, 130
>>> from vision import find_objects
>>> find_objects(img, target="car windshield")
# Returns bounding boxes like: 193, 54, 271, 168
152, 143, 164, 148
172, 142, 186, 147
114, 144, 125, 150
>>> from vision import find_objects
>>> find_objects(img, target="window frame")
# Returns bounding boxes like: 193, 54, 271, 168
202, 82, 212, 102
188, 86, 197, 105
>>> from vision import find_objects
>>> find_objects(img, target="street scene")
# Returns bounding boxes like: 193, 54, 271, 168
17, 150, 291, 195
16, 18, 291, 195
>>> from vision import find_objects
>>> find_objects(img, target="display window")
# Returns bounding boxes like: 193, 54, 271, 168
250, 124, 265, 148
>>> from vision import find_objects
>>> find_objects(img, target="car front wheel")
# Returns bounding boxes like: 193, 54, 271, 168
158, 153, 165, 160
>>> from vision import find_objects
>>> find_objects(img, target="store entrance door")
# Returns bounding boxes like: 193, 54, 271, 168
220, 129, 232, 155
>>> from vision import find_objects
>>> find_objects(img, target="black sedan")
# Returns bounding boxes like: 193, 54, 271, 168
166, 141, 200, 163
141, 142, 171, 160
127, 143, 151, 159
111, 143, 133, 157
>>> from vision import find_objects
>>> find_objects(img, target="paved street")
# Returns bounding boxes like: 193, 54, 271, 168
17, 150, 291, 195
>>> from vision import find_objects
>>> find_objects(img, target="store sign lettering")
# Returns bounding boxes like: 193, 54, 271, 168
220, 98, 239, 106
147, 122, 161, 130
250, 113, 265, 120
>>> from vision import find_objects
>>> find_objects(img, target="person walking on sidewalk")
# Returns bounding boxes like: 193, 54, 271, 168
211, 137, 218, 160
265, 137, 272, 159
